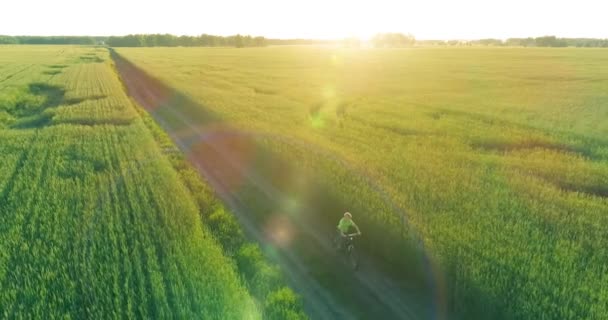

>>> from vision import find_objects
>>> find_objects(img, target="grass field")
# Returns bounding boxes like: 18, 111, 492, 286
116, 46, 608, 319
0, 46, 308, 319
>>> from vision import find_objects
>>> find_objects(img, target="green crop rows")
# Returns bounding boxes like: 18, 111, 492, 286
117, 46, 608, 319
0, 46, 306, 319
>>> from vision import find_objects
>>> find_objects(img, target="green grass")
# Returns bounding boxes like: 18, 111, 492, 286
117, 46, 608, 319
0, 45, 271, 318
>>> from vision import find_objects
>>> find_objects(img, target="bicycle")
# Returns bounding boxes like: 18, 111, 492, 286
334, 233, 360, 270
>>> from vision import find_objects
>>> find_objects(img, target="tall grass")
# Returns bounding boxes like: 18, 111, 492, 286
117, 46, 608, 319
0, 45, 275, 318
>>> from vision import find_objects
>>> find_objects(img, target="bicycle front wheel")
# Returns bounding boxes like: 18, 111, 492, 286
348, 245, 358, 270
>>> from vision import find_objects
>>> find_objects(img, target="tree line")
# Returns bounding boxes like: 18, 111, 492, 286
3, 33, 608, 48
419, 36, 608, 47
371, 33, 416, 47
0, 36, 104, 45
106, 34, 267, 47
0, 34, 268, 47
0, 33, 417, 48
506, 36, 608, 47
106, 33, 417, 48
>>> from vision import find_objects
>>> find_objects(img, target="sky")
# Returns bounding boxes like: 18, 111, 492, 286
2, 0, 607, 40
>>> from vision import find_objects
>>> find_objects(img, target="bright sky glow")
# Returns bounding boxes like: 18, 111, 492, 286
2, 0, 607, 39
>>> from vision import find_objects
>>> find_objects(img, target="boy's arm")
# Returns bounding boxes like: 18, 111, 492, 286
353, 222, 362, 235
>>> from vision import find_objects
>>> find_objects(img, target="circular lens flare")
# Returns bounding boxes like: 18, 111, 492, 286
264, 214, 295, 248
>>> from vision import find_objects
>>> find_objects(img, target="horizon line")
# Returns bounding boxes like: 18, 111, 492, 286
2, 33, 608, 42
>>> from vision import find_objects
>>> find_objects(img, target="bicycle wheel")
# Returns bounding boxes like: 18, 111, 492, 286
348, 245, 358, 270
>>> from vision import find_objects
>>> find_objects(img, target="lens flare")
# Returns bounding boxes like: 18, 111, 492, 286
264, 214, 296, 248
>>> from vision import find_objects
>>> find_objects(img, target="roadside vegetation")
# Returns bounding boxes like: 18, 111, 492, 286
131, 83, 307, 320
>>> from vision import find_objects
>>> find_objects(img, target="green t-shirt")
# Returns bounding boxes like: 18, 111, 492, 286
337, 217, 358, 234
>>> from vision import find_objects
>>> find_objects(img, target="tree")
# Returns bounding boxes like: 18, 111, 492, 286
0, 36, 19, 44
505, 38, 536, 47
476, 38, 504, 46
254, 36, 266, 47
234, 34, 244, 48
372, 33, 416, 48
535, 36, 567, 47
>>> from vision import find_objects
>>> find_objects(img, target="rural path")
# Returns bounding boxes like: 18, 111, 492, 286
112, 51, 442, 320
